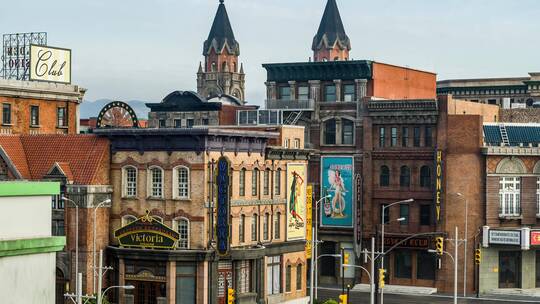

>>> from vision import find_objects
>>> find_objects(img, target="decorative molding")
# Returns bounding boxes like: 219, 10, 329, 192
496, 157, 527, 174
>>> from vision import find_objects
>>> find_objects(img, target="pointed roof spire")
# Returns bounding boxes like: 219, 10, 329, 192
239, 63, 244, 74
312, 0, 351, 51
198, 61, 203, 73
203, 0, 240, 56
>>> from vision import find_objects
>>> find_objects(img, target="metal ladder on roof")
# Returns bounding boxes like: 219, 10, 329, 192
284, 111, 303, 125
499, 124, 510, 146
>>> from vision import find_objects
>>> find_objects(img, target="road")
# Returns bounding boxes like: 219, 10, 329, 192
312, 287, 540, 304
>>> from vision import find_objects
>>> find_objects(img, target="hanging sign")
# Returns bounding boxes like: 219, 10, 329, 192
216, 157, 231, 255
114, 211, 179, 249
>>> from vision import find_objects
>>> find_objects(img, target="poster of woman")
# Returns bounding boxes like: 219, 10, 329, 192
321, 156, 354, 227
286, 163, 307, 240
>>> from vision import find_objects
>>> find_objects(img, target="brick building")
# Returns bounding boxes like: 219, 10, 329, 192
0, 79, 85, 135
0, 134, 112, 303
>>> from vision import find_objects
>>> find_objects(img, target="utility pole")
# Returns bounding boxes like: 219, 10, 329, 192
454, 226, 458, 304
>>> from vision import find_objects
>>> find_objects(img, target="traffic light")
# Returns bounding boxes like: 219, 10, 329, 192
378, 268, 386, 289
227, 288, 235, 304
475, 249, 482, 265
338, 293, 348, 304
343, 252, 350, 265
435, 237, 444, 256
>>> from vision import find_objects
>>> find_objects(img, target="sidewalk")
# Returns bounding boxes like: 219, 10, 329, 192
484, 288, 540, 298
352, 284, 436, 295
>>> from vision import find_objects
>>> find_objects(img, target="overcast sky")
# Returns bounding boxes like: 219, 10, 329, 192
2, 0, 539, 105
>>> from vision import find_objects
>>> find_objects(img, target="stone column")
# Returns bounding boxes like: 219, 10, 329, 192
288, 81, 297, 100
334, 79, 342, 102
355, 79, 368, 100
265, 82, 277, 101
309, 80, 321, 120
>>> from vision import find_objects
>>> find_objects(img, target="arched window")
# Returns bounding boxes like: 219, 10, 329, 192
296, 264, 303, 290
264, 169, 270, 195
148, 166, 163, 198
274, 212, 281, 239
121, 215, 137, 227
342, 119, 354, 145
323, 119, 336, 145
173, 166, 190, 199
233, 62, 237, 73
400, 166, 411, 187
221, 62, 227, 71
173, 217, 189, 249
380, 166, 390, 187
286, 265, 292, 292
239, 169, 246, 196
211, 62, 217, 72
274, 168, 281, 196
251, 214, 258, 241
252, 168, 259, 196
263, 213, 270, 240
239, 214, 245, 243
420, 166, 431, 188
122, 166, 137, 197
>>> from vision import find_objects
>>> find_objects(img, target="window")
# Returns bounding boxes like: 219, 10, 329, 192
417, 251, 436, 280
279, 86, 291, 100
239, 169, 246, 196
267, 256, 282, 295
252, 169, 259, 196
149, 167, 163, 198
187, 119, 194, 128
296, 264, 303, 291
2, 103, 11, 124
275, 169, 281, 195
381, 204, 389, 224
400, 204, 409, 225
264, 169, 270, 195
379, 127, 386, 147
274, 212, 281, 239
294, 138, 301, 149
400, 166, 411, 187
324, 85, 336, 102
159, 119, 166, 128
57, 107, 67, 127
30, 105, 39, 126
420, 205, 431, 226
174, 218, 189, 249
251, 214, 258, 241
174, 166, 190, 199
239, 215, 245, 243
413, 127, 421, 147
52, 220, 65, 236
235, 260, 251, 293
380, 166, 390, 187
176, 264, 197, 304
263, 213, 270, 240
51, 195, 64, 209
202, 118, 209, 125
420, 166, 431, 188
286, 265, 292, 292
401, 127, 409, 147
343, 84, 355, 101
425, 126, 433, 147
395, 250, 412, 278
323, 119, 336, 145
391, 127, 398, 147
174, 119, 181, 128
121, 215, 137, 226
123, 166, 137, 197
284, 139, 290, 148
342, 119, 354, 145
499, 177, 521, 216
298, 86, 309, 100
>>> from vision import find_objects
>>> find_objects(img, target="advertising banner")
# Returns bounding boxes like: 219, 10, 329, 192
530, 231, 540, 246
321, 156, 354, 227
306, 184, 313, 258
286, 163, 307, 240
30, 44, 71, 84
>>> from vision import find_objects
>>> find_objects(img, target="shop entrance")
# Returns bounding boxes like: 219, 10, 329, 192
499, 251, 521, 288
126, 280, 166, 304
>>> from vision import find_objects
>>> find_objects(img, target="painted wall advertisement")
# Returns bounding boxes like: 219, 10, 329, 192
321, 156, 354, 227
30, 44, 71, 84
287, 163, 307, 240
306, 184, 313, 258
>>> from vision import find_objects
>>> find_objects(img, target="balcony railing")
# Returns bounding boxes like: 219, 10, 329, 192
265, 99, 315, 111
237, 110, 283, 126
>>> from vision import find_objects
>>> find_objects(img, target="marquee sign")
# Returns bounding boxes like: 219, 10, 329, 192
216, 157, 231, 255
114, 211, 179, 249
435, 150, 443, 222
488, 229, 521, 246
29, 44, 71, 84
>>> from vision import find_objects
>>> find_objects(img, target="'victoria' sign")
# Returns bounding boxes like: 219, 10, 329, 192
114, 211, 179, 249
29, 44, 71, 84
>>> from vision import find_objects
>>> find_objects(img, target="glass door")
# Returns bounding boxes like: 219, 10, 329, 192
499, 251, 521, 288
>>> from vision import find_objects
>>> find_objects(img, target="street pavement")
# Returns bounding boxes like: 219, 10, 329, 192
312, 286, 540, 304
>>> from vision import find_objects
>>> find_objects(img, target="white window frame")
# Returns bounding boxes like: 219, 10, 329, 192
152, 215, 164, 223
121, 215, 137, 227
266, 256, 282, 295
172, 166, 190, 200
147, 166, 164, 198
499, 177, 521, 217
293, 138, 300, 149
173, 217, 190, 249
122, 166, 138, 198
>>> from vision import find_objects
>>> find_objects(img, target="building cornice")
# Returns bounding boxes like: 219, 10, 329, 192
482, 146, 540, 156
0, 79, 85, 103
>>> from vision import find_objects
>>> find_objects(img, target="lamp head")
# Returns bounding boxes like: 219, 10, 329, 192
61, 196, 69, 201
427, 249, 437, 253
397, 217, 406, 222
404, 198, 414, 203
103, 199, 111, 204
123, 285, 135, 290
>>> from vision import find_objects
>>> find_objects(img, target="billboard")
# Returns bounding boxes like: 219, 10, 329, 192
286, 163, 307, 240
2, 32, 47, 80
321, 156, 354, 227
29, 44, 71, 84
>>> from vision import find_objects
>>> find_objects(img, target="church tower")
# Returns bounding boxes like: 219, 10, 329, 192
197, 0, 245, 103
312, 0, 351, 62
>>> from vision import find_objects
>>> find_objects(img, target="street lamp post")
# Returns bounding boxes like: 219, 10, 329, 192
310, 195, 331, 303
380, 198, 413, 303
456, 192, 468, 297
93, 198, 111, 294
62, 197, 79, 301
99, 285, 135, 304
428, 226, 459, 304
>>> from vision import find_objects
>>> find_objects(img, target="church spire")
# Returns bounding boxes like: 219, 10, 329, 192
203, 0, 240, 56
312, 0, 351, 62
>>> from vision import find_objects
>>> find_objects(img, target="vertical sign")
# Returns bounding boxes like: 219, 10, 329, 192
354, 173, 363, 255
321, 156, 354, 227
306, 184, 313, 258
287, 163, 307, 240
216, 157, 230, 255
435, 150, 443, 222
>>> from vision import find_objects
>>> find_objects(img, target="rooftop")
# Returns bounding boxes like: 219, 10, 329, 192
483, 123, 540, 147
